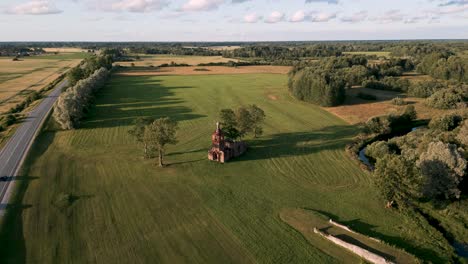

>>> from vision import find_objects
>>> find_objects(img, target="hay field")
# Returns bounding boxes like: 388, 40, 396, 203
0, 73, 453, 263
118, 54, 239, 67
118, 66, 291, 76
0, 57, 82, 113
43, 47, 87, 53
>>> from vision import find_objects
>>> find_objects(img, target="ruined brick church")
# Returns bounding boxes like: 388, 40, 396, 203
208, 122, 247, 163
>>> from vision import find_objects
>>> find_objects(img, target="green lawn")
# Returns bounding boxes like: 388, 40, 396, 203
0, 73, 454, 263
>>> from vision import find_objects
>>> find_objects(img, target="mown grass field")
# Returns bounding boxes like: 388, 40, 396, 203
0, 73, 455, 263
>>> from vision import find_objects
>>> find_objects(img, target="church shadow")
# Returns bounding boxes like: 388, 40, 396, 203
307, 208, 447, 263
230, 125, 357, 162
80, 77, 205, 129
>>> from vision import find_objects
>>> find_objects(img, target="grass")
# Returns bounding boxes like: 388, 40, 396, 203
0, 73, 455, 263
280, 208, 418, 263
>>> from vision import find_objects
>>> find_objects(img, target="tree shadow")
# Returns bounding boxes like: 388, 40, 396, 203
343, 87, 404, 106
307, 208, 447, 263
0, 131, 57, 264
230, 125, 357, 162
80, 77, 205, 129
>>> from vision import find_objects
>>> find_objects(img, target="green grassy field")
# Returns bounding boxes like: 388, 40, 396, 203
0, 73, 454, 263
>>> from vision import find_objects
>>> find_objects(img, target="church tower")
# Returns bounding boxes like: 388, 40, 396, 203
211, 122, 225, 150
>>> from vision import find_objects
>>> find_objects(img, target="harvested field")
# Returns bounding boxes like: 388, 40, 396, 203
117, 66, 291, 76
0, 58, 81, 113
119, 54, 239, 67
43, 47, 86, 53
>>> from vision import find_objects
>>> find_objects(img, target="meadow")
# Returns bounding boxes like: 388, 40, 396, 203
0, 72, 455, 263
343, 51, 392, 58
0, 53, 87, 114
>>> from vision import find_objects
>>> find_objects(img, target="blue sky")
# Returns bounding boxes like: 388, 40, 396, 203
0, 0, 467, 41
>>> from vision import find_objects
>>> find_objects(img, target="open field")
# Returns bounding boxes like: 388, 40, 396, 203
118, 65, 291, 76
118, 54, 239, 67
0, 72, 455, 263
343, 51, 392, 58
0, 57, 83, 114
43, 47, 87, 53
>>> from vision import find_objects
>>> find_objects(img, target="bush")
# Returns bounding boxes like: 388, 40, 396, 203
429, 113, 462, 131
194, 68, 210, 72
364, 116, 391, 134
357, 92, 377, 100
4, 114, 17, 126
425, 87, 468, 109
365, 141, 391, 160
391, 97, 406, 105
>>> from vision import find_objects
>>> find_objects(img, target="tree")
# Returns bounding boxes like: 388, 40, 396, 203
374, 154, 421, 207
236, 107, 252, 139
417, 141, 466, 200
143, 117, 178, 167
247, 104, 266, 138
67, 67, 85, 86
128, 117, 155, 158
220, 109, 240, 140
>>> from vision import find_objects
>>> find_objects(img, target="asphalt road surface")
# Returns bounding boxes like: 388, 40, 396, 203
0, 80, 67, 215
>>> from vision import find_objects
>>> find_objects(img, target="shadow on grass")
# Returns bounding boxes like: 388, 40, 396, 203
230, 125, 357, 162
0, 130, 56, 264
343, 87, 404, 106
80, 77, 205, 129
309, 209, 447, 263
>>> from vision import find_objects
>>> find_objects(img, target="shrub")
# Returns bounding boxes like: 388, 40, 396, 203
365, 141, 391, 160
194, 68, 210, 72
391, 97, 406, 106
425, 87, 468, 109
4, 114, 17, 126
457, 120, 468, 146
429, 113, 462, 131
357, 92, 377, 100
364, 116, 391, 134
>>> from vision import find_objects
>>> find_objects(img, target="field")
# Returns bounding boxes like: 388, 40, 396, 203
343, 51, 391, 58
0, 54, 86, 114
0, 72, 454, 263
118, 65, 291, 76
118, 54, 239, 67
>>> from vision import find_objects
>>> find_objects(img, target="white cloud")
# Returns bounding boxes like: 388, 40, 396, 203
244, 13, 261, 23
265, 11, 284, 23
7, 0, 62, 15
181, 0, 224, 11
290, 10, 307, 22
111, 0, 168, 12
289, 10, 336, 22
310, 12, 337, 22
340, 11, 368, 23
432, 4, 468, 14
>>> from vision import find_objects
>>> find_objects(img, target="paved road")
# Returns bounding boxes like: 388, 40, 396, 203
0, 80, 67, 214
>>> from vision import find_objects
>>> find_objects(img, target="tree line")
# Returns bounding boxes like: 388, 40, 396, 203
53, 67, 110, 129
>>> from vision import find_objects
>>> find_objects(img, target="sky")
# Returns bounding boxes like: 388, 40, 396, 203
0, 0, 467, 41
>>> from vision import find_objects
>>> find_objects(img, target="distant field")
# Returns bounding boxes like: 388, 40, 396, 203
204, 46, 241, 51
119, 54, 239, 67
343, 51, 391, 58
0, 72, 454, 263
43, 47, 87, 53
0, 57, 83, 114
118, 65, 291, 76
